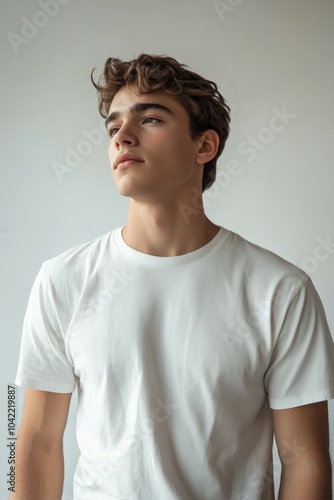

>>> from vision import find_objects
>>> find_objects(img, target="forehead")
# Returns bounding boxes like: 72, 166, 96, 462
107, 85, 183, 114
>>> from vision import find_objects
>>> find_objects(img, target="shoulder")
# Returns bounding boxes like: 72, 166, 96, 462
40, 229, 117, 287
223, 228, 310, 298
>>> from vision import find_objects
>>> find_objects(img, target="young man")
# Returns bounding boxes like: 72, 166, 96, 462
13, 54, 334, 499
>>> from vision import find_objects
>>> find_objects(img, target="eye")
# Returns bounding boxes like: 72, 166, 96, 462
108, 127, 119, 137
108, 117, 161, 137
143, 117, 160, 124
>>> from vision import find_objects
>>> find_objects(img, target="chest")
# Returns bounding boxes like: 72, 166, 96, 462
66, 268, 274, 409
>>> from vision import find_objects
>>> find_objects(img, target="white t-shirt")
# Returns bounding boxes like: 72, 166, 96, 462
15, 226, 334, 500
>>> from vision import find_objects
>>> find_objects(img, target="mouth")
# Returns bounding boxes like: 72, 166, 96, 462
115, 152, 144, 170
116, 159, 143, 170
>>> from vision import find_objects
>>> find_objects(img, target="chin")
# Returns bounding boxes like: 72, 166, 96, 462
115, 185, 140, 198
114, 180, 150, 197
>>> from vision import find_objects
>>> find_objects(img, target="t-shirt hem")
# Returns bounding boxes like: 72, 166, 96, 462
269, 390, 334, 409
15, 376, 76, 394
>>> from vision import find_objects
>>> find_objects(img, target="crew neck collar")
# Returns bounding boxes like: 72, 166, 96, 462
112, 226, 230, 267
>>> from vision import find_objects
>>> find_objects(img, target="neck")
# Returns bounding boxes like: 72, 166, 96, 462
122, 196, 220, 257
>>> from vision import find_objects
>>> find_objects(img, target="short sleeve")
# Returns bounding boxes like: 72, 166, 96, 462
15, 262, 77, 393
265, 277, 334, 409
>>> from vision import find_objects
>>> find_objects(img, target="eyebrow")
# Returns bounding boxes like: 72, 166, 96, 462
105, 102, 174, 130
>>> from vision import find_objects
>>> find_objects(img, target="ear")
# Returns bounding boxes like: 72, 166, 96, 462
195, 129, 220, 166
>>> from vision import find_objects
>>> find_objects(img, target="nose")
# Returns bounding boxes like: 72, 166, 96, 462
114, 123, 138, 147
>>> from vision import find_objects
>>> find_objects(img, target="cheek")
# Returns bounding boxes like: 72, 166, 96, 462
168, 137, 196, 166
161, 135, 184, 158
107, 141, 114, 159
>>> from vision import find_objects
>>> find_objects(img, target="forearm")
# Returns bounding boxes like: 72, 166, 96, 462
11, 432, 64, 500
278, 456, 332, 500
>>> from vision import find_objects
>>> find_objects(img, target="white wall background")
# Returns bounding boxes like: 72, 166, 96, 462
1, 0, 333, 498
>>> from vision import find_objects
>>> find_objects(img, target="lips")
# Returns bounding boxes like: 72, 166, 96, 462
115, 153, 144, 169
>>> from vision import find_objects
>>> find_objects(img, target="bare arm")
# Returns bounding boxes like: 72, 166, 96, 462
273, 401, 332, 500
11, 388, 72, 500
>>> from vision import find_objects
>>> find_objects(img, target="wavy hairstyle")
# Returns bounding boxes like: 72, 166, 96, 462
91, 53, 231, 192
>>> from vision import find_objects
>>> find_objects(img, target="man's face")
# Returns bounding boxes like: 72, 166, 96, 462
106, 85, 204, 201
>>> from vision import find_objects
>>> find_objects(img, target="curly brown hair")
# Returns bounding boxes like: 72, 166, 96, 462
91, 53, 231, 192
